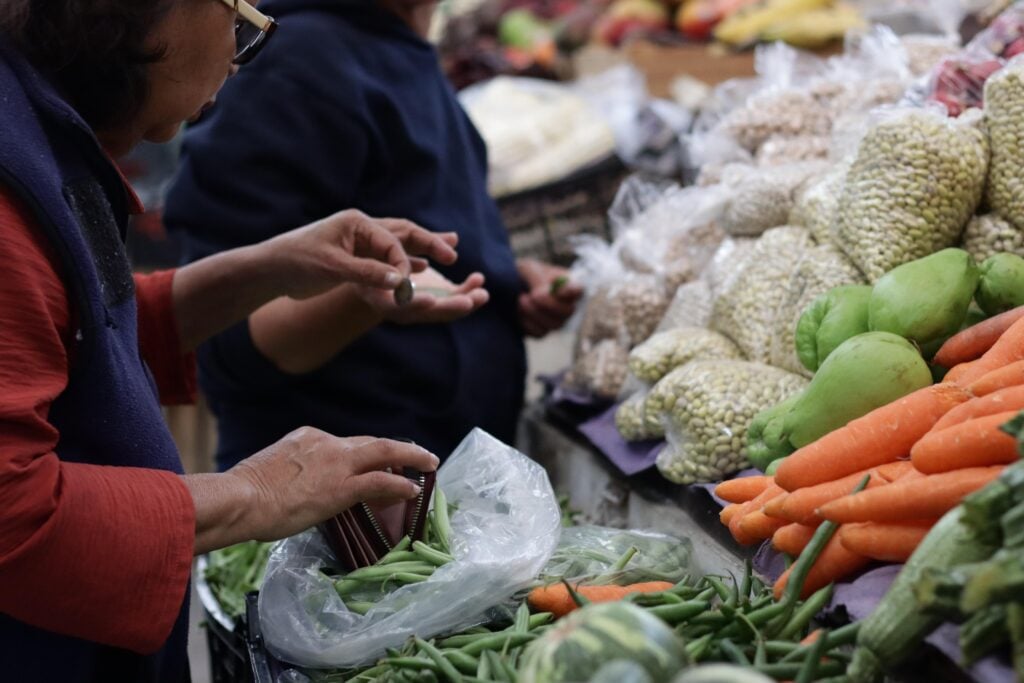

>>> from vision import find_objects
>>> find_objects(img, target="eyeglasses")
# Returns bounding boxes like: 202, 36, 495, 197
219, 0, 277, 65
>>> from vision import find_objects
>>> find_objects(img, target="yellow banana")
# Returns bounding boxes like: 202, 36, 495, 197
713, 0, 832, 46
759, 3, 865, 48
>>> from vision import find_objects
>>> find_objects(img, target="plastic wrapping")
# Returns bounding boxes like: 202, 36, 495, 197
832, 107, 988, 282
789, 164, 848, 245
540, 525, 697, 586
259, 429, 561, 669
607, 175, 681, 238
628, 327, 743, 384
984, 58, 1024, 231
962, 213, 1024, 262
710, 226, 814, 362
755, 135, 830, 166
967, 1, 1024, 59
566, 338, 631, 400
704, 237, 759, 299
615, 387, 662, 442
769, 244, 867, 376
655, 279, 714, 332
901, 34, 962, 76
719, 162, 827, 237
654, 361, 809, 484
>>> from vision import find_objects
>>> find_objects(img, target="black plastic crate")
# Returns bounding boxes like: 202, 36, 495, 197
497, 155, 625, 267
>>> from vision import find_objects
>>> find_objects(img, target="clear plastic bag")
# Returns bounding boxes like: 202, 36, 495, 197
539, 525, 697, 586
704, 237, 759, 299
967, 1, 1024, 59
924, 50, 1004, 116
832, 107, 988, 281
615, 388, 662, 442
655, 280, 714, 332
719, 162, 828, 237
789, 164, 848, 245
755, 135, 831, 167
962, 213, 1024, 261
983, 57, 1024, 231
710, 226, 814, 362
654, 361, 809, 484
901, 34, 961, 77
628, 327, 743, 384
769, 244, 867, 376
566, 338, 631, 400
259, 429, 561, 669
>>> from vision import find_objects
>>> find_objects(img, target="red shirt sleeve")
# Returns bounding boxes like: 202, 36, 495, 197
0, 185, 195, 654
135, 270, 198, 406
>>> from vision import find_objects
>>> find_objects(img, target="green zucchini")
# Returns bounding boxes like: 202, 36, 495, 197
848, 507, 1000, 682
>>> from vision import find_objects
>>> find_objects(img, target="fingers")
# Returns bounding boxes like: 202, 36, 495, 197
348, 470, 423, 503
410, 257, 429, 273
332, 213, 411, 287
518, 293, 567, 336
380, 219, 458, 266
345, 438, 440, 474
453, 272, 486, 295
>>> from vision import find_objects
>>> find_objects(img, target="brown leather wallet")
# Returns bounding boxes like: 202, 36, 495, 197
318, 469, 435, 571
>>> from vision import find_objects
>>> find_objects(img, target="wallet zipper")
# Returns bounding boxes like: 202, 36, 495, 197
360, 473, 428, 552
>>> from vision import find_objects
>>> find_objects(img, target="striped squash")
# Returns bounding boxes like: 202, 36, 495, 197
519, 602, 686, 683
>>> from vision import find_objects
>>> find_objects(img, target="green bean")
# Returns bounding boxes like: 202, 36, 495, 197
647, 600, 711, 624
384, 657, 439, 672
333, 579, 363, 597
347, 562, 437, 579
484, 652, 512, 683
684, 633, 715, 662
343, 601, 374, 615
754, 638, 767, 667
611, 546, 639, 572
527, 613, 553, 629
704, 576, 733, 604
439, 633, 496, 649
433, 488, 452, 554
413, 541, 454, 567
779, 622, 860, 663
740, 561, 753, 604
719, 638, 751, 666
415, 638, 463, 682
685, 612, 730, 628
778, 583, 834, 641
717, 603, 788, 640
754, 661, 843, 678
460, 633, 535, 656
763, 640, 800, 656
695, 587, 718, 602
795, 628, 829, 683
443, 651, 479, 675
377, 551, 422, 565
475, 652, 491, 680
513, 602, 530, 633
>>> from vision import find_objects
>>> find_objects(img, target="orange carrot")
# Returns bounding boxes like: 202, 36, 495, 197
772, 523, 817, 556
801, 629, 823, 646
720, 503, 743, 525
911, 412, 1020, 474
818, 466, 1005, 522
728, 484, 784, 545
774, 384, 972, 492
775, 468, 889, 525
875, 460, 915, 483
773, 534, 870, 600
934, 306, 1024, 369
527, 581, 675, 617
947, 315, 1024, 385
738, 509, 788, 542
763, 493, 789, 519
932, 384, 1024, 432
969, 359, 1024, 396
715, 475, 772, 503
837, 521, 935, 563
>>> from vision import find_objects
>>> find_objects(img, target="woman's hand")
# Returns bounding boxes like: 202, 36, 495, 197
358, 268, 490, 325
516, 258, 583, 338
260, 212, 459, 300
189, 430, 439, 554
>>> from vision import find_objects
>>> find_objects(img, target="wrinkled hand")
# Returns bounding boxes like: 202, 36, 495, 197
260, 210, 459, 301
226, 429, 439, 542
358, 268, 490, 325
516, 258, 583, 338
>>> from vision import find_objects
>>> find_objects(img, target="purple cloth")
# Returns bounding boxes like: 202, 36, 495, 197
829, 565, 1015, 683
577, 405, 666, 475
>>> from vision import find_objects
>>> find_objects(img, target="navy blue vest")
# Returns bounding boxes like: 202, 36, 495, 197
0, 45, 190, 683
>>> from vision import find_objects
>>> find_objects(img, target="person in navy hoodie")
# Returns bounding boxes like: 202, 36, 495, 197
0, 1, 469, 680
165, 0, 583, 471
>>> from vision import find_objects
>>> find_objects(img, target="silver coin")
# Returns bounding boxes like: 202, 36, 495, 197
393, 277, 415, 306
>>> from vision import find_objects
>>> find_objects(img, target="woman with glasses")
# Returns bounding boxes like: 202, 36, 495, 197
0, 2, 472, 680
164, 0, 583, 472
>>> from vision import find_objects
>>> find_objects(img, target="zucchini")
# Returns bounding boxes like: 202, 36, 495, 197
848, 507, 1000, 682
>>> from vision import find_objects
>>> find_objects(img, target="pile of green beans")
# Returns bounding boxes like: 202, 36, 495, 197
330, 488, 455, 613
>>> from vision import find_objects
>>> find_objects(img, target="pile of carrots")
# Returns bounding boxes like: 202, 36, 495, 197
716, 306, 1024, 600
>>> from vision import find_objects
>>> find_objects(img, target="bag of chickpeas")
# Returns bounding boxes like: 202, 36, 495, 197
652, 360, 808, 484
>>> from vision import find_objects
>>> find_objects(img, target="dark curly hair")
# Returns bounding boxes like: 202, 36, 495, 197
0, 0, 174, 131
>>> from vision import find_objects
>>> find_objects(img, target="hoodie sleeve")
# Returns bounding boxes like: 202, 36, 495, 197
164, 61, 370, 393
